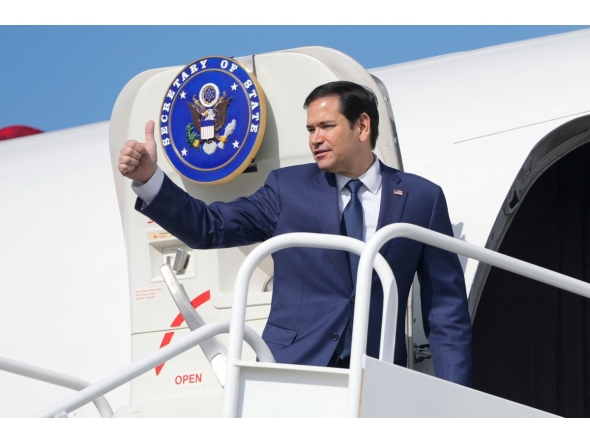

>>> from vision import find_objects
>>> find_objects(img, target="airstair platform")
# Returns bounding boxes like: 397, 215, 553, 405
28, 224, 590, 418
230, 357, 554, 418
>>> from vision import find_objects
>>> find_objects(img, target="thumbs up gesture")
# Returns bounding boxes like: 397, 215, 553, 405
118, 120, 158, 183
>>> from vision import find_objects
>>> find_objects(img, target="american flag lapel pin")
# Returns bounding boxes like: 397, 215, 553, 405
393, 189, 403, 196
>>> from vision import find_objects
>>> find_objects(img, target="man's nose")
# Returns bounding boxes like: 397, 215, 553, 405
309, 128, 323, 146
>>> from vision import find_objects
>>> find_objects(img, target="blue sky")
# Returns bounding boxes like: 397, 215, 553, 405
1, 25, 588, 132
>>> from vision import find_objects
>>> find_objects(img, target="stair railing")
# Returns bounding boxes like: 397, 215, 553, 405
0, 356, 113, 418
222, 233, 397, 418
33, 320, 274, 418
348, 222, 590, 417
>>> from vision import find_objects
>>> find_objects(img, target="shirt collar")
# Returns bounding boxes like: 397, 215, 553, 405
335, 155, 382, 195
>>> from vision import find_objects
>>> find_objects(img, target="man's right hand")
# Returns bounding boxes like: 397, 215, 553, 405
118, 120, 158, 183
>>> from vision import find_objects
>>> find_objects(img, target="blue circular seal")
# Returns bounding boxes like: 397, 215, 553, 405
159, 56, 266, 184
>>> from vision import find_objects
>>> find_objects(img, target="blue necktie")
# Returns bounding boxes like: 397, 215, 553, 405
337, 179, 364, 360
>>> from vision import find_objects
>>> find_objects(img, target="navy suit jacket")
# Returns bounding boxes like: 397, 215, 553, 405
137, 161, 473, 386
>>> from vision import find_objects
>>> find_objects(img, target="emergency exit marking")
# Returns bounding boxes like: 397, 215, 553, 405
174, 373, 203, 385
134, 286, 163, 304
147, 230, 176, 241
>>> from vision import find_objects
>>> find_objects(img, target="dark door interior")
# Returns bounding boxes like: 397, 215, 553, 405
473, 142, 590, 417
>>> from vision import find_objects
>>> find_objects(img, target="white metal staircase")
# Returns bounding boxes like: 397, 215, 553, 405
23, 223, 590, 417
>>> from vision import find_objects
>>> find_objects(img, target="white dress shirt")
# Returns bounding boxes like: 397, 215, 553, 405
132, 167, 165, 205
133, 156, 383, 242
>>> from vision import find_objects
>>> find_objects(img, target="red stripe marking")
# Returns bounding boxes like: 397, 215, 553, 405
155, 290, 211, 376
170, 291, 211, 327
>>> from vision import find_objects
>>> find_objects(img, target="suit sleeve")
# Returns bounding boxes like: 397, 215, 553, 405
417, 186, 473, 387
136, 171, 281, 249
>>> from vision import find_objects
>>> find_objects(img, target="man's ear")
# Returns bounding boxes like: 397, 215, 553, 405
358, 113, 371, 144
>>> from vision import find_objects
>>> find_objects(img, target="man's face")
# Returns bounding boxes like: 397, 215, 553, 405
306, 95, 367, 177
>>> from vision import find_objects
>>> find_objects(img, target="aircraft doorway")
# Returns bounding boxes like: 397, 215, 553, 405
473, 140, 590, 417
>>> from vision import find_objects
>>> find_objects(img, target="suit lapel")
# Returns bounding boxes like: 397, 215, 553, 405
310, 169, 353, 291
377, 162, 409, 253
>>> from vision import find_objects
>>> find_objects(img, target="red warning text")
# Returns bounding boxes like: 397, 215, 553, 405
174, 373, 203, 385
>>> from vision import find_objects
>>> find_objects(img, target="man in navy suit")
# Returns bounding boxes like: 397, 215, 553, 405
118, 81, 472, 386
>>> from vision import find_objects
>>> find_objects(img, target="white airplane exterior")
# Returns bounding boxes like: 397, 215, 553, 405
1, 28, 589, 418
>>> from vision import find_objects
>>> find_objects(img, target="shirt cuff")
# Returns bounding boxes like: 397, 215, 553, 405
131, 167, 165, 206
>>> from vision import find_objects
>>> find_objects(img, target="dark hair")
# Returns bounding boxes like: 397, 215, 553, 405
304, 81, 379, 148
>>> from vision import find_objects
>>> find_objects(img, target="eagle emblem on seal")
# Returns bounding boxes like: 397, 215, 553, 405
186, 82, 237, 155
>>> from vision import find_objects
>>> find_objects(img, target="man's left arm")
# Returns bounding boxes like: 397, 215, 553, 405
417, 186, 473, 387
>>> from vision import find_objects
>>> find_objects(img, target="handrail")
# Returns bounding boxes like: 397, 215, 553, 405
0, 355, 113, 418
222, 233, 397, 418
34, 320, 273, 418
347, 222, 590, 417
